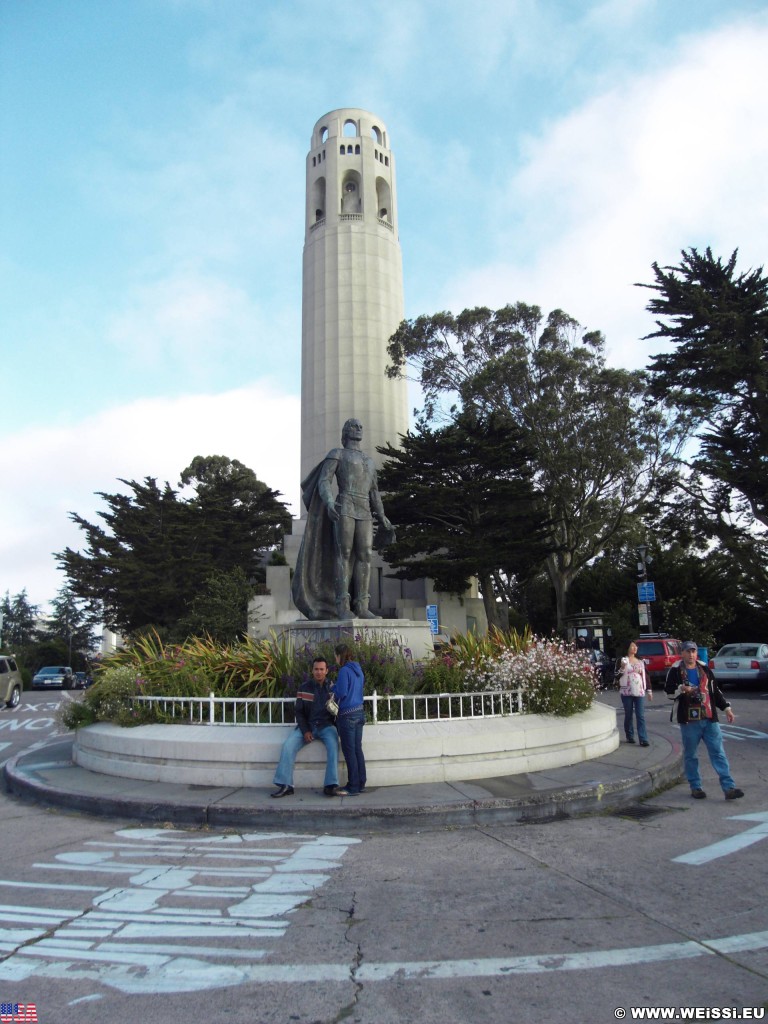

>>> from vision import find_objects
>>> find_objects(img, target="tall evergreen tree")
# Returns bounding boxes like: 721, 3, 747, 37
175, 567, 256, 643
57, 456, 290, 637
1, 590, 39, 652
179, 455, 289, 577
387, 304, 683, 628
377, 414, 551, 630
36, 585, 99, 664
641, 247, 768, 531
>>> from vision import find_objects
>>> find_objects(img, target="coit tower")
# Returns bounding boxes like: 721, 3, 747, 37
300, 107, 409, 486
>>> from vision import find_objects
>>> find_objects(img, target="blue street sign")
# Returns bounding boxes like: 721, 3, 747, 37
637, 582, 656, 602
426, 604, 439, 634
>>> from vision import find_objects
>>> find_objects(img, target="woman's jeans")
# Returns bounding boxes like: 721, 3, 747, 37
621, 694, 648, 743
680, 719, 736, 793
273, 726, 339, 788
336, 709, 366, 793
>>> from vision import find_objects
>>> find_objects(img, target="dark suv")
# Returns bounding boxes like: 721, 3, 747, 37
634, 635, 682, 686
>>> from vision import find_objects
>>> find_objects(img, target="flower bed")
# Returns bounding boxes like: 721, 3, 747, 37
60, 628, 600, 730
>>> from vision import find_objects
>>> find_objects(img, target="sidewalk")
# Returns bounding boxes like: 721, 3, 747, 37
3, 698, 683, 832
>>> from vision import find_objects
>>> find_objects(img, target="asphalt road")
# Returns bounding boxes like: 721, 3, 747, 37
1, 688, 767, 1024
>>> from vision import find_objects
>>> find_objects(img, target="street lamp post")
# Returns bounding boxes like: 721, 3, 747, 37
636, 545, 654, 633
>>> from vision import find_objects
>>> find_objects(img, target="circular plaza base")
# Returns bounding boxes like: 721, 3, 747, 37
73, 702, 618, 788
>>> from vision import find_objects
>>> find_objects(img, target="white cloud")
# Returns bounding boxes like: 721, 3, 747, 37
105, 273, 275, 377
438, 18, 768, 366
0, 386, 301, 612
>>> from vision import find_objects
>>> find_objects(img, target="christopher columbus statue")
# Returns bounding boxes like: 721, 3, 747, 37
291, 418, 396, 620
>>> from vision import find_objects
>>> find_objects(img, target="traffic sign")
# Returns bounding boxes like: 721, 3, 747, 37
637, 582, 656, 602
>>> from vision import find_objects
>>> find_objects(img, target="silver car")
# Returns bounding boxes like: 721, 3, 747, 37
31, 665, 74, 690
710, 643, 768, 686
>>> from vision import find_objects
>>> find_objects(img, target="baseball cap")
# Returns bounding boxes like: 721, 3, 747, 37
681, 640, 698, 652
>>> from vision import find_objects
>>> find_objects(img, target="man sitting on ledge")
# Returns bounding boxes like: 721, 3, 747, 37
271, 656, 340, 798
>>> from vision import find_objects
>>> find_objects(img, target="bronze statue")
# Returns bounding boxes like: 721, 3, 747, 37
292, 418, 395, 619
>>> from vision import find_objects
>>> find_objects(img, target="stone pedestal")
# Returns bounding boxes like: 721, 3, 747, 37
279, 617, 435, 661
73, 703, 620, 788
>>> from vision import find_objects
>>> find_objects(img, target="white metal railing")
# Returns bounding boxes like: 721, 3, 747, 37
130, 689, 523, 726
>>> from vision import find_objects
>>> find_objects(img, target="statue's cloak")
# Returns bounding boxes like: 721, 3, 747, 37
291, 459, 338, 620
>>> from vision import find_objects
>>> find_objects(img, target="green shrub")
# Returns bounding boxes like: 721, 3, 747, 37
108, 629, 287, 698
65, 627, 595, 727
412, 655, 465, 693
279, 634, 415, 697
59, 665, 157, 729
58, 699, 96, 731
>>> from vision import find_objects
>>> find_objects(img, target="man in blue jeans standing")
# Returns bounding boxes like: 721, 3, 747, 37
271, 657, 340, 798
665, 640, 744, 801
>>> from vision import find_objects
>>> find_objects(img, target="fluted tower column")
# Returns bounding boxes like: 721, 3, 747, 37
300, 107, 409, 488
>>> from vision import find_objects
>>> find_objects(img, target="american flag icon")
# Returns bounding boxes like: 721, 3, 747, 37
0, 1005, 38, 1023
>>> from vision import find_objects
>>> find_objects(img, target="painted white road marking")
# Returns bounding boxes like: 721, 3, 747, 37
2, 930, 768, 992
720, 725, 768, 741
2, 824, 767, 994
0, 717, 56, 731
673, 811, 768, 865
0, 827, 361, 993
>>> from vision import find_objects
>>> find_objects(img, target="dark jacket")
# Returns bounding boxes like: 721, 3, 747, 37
294, 679, 336, 734
334, 660, 365, 714
665, 660, 731, 724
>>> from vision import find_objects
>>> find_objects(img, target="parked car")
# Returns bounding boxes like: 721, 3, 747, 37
0, 654, 23, 708
710, 643, 768, 687
31, 665, 74, 690
74, 671, 94, 689
633, 635, 682, 686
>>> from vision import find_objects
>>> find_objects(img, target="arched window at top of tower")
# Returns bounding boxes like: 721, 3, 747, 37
343, 119, 358, 137
320, 127, 329, 143
371, 126, 386, 147
340, 170, 362, 214
376, 176, 392, 223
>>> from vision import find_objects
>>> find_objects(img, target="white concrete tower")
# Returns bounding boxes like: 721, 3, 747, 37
300, 107, 409, 486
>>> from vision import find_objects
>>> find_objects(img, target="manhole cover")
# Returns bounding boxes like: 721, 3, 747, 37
610, 804, 678, 821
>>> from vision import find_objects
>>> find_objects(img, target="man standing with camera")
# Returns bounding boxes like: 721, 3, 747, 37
665, 640, 744, 801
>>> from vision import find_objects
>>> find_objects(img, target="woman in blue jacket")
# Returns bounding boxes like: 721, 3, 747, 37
333, 643, 366, 795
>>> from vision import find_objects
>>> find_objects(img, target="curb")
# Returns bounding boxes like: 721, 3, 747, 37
3, 737, 684, 832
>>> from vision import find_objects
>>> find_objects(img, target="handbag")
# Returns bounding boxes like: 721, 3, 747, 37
326, 695, 339, 718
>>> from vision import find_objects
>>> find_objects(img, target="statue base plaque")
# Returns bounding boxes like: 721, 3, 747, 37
279, 618, 435, 661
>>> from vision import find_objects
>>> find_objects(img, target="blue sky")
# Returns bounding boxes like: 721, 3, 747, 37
2, 0, 767, 613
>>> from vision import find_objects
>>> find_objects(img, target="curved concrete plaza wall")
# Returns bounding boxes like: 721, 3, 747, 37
73, 702, 618, 788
